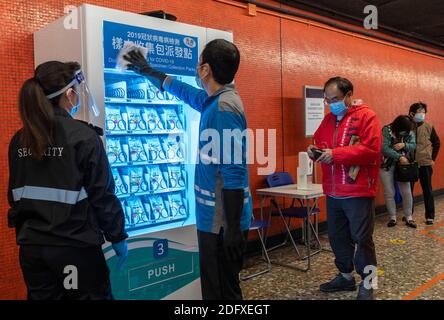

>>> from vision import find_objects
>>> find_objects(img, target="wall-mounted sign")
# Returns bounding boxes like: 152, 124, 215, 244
304, 86, 325, 137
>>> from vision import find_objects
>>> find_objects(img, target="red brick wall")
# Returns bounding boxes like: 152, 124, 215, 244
1, 0, 444, 299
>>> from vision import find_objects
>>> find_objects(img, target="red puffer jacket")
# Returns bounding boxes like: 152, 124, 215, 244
314, 102, 382, 197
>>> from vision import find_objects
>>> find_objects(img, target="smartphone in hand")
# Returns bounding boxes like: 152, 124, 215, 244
311, 147, 324, 161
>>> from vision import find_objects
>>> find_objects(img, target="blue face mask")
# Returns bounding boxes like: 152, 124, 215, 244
329, 99, 347, 117
195, 73, 203, 89
414, 113, 425, 123
195, 64, 205, 89
69, 89, 80, 116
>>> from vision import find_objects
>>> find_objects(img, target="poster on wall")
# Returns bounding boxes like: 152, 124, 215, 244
304, 86, 325, 137
103, 20, 199, 76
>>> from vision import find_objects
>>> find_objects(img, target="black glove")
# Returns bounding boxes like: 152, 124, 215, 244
222, 189, 246, 262
123, 49, 168, 91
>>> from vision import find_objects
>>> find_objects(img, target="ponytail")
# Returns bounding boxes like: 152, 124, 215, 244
18, 78, 55, 160
17, 60, 80, 160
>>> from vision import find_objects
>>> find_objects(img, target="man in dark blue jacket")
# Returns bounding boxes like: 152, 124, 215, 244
124, 39, 252, 300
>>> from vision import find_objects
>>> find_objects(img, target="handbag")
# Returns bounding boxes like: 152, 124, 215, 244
395, 161, 419, 182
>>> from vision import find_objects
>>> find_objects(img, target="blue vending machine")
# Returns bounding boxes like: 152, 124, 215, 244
33, 4, 234, 299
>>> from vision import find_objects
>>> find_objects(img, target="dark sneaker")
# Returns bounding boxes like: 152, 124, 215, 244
320, 273, 356, 293
357, 282, 374, 300
426, 219, 434, 225
406, 219, 417, 228
387, 220, 397, 227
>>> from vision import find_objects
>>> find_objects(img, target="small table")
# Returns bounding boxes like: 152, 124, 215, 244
256, 184, 326, 272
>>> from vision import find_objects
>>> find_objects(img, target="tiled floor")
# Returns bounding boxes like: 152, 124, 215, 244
240, 195, 444, 300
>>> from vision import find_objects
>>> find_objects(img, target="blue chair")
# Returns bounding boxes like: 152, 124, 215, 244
241, 214, 272, 281
264, 172, 322, 261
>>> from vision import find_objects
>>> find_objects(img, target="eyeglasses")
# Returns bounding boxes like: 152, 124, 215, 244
151, 203, 169, 219
165, 142, 183, 159
113, 174, 128, 195
130, 204, 149, 224
129, 145, 148, 162
323, 97, 338, 105
147, 119, 164, 131
147, 144, 166, 161
146, 113, 164, 131
106, 114, 126, 131
166, 117, 183, 130
155, 90, 166, 100
169, 171, 185, 188
150, 175, 167, 191
128, 114, 147, 131
146, 85, 168, 101
129, 174, 149, 193
107, 146, 127, 164
323, 94, 348, 105
170, 200, 186, 217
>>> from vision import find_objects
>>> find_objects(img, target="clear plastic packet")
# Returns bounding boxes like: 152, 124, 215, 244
149, 195, 169, 219
106, 137, 126, 164
105, 105, 127, 132
126, 106, 147, 132
128, 137, 148, 163
168, 193, 187, 217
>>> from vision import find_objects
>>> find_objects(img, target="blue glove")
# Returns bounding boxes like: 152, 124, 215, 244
112, 240, 128, 270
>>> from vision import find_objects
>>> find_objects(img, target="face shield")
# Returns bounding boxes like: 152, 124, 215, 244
46, 69, 100, 117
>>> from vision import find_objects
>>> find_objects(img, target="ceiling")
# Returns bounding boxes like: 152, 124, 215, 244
276, 0, 444, 51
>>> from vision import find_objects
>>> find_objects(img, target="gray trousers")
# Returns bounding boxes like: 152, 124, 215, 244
379, 166, 413, 220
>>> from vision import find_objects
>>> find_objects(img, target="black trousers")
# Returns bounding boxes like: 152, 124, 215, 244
326, 197, 377, 280
19, 245, 113, 300
197, 229, 248, 300
410, 165, 435, 220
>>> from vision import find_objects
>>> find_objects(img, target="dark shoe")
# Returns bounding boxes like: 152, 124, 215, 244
405, 219, 417, 228
357, 282, 374, 300
387, 220, 397, 227
320, 273, 356, 293
426, 219, 434, 225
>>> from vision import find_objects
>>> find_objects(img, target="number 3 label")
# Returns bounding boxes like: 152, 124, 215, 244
153, 239, 168, 259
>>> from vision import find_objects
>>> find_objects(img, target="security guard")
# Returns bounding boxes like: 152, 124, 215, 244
8, 61, 128, 300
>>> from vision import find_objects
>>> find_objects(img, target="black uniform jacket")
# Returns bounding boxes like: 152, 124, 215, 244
8, 107, 127, 247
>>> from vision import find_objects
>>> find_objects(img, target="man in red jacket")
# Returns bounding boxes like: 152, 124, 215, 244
308, 77, 382, 300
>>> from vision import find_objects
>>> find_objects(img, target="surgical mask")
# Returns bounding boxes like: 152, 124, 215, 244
414, 113, 425, 123
195, 64, 204, 89
68, 89, 80, 116
195, 73, 203, 89
329, 99, 347, 117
